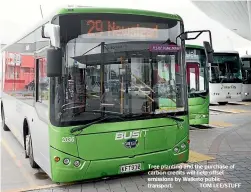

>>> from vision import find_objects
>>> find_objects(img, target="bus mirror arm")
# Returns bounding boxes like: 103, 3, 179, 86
47, 48, 62, 77
177, 30, 208, 42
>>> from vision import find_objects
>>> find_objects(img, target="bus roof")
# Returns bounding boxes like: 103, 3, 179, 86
185, 44, 204, 49
1, 6, 182, 52
213, 50, 239, 54
241, 55, 251, 59
58, 6, 182, 20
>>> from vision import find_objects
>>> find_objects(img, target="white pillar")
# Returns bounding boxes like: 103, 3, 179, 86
247, 0, 251, 41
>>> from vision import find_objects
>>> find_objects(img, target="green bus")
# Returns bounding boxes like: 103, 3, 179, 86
1, 6, 213, 183
186, 45, 210, 125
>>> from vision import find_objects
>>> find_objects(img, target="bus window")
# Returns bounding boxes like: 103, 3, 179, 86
37, 58, 49, 106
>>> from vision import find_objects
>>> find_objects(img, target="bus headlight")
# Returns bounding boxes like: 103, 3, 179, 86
181, 143, 186, 149
63, 158, 70, 165
174, 147, 179, 153
74, 160, 81, 167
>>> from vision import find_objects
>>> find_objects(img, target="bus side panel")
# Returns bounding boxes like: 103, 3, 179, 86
14, 98, 51, 177
2, 93, 51, 177
2, 93, 24, 145
31, 103, 51, 177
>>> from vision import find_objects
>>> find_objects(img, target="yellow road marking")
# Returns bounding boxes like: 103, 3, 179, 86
1, 139, 16, 159
188, 150, 215, 163
241, 102, 251, 106
209, 121, 233, 128
1, 139, 38, 189
210, 108, 251, 114
229, 102, 251, 106
227, 109, 251, 113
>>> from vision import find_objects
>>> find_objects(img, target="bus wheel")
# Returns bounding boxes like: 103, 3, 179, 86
26, 131, 39, 168
1, 108, 10, 131
218, 102, 228, 105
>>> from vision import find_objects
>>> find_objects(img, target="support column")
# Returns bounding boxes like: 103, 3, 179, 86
247, 0, 251, 41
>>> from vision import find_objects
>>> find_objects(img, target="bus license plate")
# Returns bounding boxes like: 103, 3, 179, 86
120, 163, 141, 173
226, 96, 231, 99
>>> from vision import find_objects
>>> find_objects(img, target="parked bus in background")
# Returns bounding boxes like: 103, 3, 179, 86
209, 51, 242, 105
241, 55, 251, 101
185, 45, 209, 125
1, 6, 213, 183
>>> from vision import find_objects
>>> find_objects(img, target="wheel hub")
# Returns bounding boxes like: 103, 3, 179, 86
25, 134, 31, 156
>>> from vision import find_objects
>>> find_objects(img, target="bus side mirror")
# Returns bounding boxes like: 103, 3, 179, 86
203, 41, 214, 64
47, 48, 62, 77
42, 23, 60, 48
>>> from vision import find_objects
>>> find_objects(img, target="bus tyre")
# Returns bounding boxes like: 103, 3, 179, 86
26, 131, 39, 168
218, 102, 228, 105
1, 108, 10, 131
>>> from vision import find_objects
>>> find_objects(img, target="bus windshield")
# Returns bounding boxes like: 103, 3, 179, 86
186, 47, 207, 95
51, 14, 185, 126
211, 53, 242, 83
241, 57, 251, 84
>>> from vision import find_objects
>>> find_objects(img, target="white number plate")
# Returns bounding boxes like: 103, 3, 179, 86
120, 163, 141, 173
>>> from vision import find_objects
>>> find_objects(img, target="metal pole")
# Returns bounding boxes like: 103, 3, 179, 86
40, 5, 44, 19
100, 42, 105, 115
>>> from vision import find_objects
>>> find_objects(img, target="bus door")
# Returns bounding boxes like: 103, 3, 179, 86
187, 62, 200, 92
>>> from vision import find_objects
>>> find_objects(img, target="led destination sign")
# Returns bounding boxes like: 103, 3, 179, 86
81, 20, 168, 38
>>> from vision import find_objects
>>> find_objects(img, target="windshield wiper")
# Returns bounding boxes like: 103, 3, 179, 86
70, 111, 184, 134
72, 109, 120, 117
59, 104, 87, 120
70, 114, 125, 133
123, 112, 184, 122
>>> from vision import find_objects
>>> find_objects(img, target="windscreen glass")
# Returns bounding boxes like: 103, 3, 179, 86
50, 13, 185, 126
211, 53, 242, 83
241, 57, 251, 84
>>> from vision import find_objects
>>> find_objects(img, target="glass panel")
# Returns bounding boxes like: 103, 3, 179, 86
241, 58, 251, 83
57, 44, 183, 125
199, 67, 205, 91
38, 58, 49, 105
51, 14, 185, 126
242, 59, 251, 68
211, 53, 242, 83
185, 47, 207, 94
189, 68, 196, 91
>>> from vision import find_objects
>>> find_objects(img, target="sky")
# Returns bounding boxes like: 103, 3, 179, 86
0, 0, 251, 54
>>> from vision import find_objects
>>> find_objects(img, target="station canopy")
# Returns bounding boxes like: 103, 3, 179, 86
190, 0, 251, 41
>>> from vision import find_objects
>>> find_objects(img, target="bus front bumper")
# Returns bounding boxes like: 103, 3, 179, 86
50, 136, 189, 183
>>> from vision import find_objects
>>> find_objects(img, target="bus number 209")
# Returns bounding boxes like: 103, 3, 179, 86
62, 137, 75, 143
